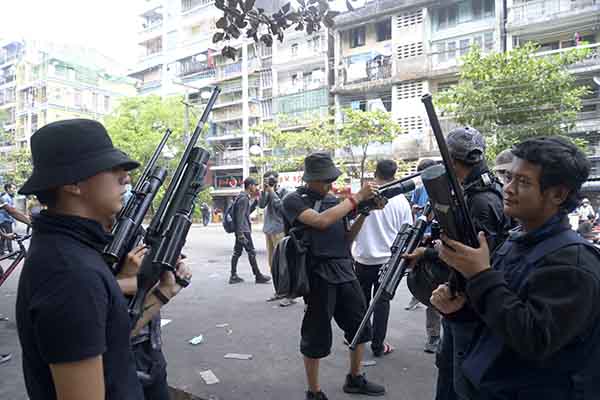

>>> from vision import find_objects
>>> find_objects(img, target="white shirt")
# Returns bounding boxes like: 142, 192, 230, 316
352, 194, 413, 266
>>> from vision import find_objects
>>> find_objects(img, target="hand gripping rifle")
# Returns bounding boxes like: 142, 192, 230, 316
356, 171, 421, 215
128, 87, 220, 324
103, 128, 172, 274
349, 203, 432, 350
420, 94, 479, 292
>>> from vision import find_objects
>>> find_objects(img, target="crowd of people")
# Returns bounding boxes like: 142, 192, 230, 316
1, 116, 600, 400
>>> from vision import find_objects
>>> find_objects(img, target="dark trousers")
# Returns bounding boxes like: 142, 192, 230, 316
436, 319, 478, 400
231, 232, 260, 276
0, 222, 13, 254
355, 262, 390, 353
133, 341, 169, 400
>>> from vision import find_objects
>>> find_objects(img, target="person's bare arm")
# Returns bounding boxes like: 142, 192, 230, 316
347, 214, 367, 243
3, 204, 31, 225
49, 355, 105, 400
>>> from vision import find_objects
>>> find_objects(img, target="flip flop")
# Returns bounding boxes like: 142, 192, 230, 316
383, 343, 395, 355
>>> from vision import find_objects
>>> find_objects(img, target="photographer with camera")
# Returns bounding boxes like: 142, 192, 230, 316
259, 171, 293, 305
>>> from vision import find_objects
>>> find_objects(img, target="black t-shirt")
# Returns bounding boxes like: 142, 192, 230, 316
282, 188, 356, 284
16, 211, 144, 400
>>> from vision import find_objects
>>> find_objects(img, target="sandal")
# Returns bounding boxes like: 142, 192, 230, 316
373, 343, 395, 357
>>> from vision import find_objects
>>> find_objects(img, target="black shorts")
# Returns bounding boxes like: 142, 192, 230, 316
300, 275, 372, 358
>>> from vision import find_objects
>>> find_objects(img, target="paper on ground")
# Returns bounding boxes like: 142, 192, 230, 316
224, 353, 253, 360
199, 370, 220, 385
215, 323, 229, 328
361, 360, 377, 367
160, 319, 172, 328
189, 335, 204, 345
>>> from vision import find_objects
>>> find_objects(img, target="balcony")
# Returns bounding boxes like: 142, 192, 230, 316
0, 53, 18, 66
178, 59, 215, 80
508, 0, 600, 28
181, 0, 214, 14
534, 43, 600, 73
337, 54, 393, 88
206, 129, 243, 141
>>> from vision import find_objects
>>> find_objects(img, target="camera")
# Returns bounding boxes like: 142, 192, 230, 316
267, 176, 277, 187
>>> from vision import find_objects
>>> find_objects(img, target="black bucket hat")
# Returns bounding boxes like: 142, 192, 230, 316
302, 152, 342, 182
19, 119, 140, 195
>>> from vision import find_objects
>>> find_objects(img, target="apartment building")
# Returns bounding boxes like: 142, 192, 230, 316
333, 0, 599, 164
13, 42, 135, 149
0, 40, 24, 157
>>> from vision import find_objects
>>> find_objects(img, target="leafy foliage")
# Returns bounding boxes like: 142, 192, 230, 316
251, 109, 400, 184
436, 43, 590, 159
0, 148, 33, 187
213, 0, 343, 59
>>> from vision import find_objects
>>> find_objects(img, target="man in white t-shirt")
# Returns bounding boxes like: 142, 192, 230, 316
352, 160, 413, 357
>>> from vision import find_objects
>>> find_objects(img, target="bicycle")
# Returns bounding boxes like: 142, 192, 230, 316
0, 234, 31, 288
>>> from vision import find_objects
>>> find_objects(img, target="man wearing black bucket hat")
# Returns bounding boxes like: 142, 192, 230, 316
15, 119, 191, 400
282, 152, 386, 400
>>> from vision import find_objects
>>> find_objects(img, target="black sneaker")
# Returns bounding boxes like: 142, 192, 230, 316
343, 373, 385, 396
424, 336, 440, 354
255, 274, 271, 284
229, 275, 244, 284
306, 390, 328, 400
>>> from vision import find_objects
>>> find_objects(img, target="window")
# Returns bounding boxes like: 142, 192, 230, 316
104, 95, 110, 112
460, 38, 470, 56
350, 27, 366, 48
447, 42, 457, 60
434, 0, 495, 31
484, 32, 494, 51
291, 43, 298, 56
312, 36, 321, 52
74, 90, 82, 107
436, 42, 446, 63
375, 19, 391, 42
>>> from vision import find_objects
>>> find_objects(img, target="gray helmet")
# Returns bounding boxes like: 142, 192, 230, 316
447, 126, 485, 164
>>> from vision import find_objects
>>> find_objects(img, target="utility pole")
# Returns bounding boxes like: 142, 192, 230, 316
184, 90, 190, 144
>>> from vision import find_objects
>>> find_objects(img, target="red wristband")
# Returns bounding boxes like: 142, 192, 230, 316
348, 196, 358, 210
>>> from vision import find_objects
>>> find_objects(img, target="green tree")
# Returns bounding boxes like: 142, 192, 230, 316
339, 109, 401, 184
250, 114, 339, 173
436, 43, 590, 159
104, 95, 210, 220
0, 148, 33, 187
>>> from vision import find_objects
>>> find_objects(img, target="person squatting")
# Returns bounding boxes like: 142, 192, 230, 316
10, 118, 600, 400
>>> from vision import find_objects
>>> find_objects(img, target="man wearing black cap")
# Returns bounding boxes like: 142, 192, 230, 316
406, 127, 507, 400
282, 152, 385, 400
15, 119, 191, 400
229, 176, 271, 284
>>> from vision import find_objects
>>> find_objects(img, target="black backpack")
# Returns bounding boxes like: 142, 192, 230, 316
271, 199, 321, 298
222, 196, 239, 233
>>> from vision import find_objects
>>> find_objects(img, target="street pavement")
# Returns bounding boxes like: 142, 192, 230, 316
0, 224, 437, 400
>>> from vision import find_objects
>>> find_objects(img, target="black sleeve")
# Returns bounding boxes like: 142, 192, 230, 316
234, 195, 249, 234
469, 193, 505, 252
31, 270, 109, 364
282, 192, 309, 225
466, 245, 600, 361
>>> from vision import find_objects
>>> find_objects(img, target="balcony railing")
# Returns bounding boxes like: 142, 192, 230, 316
534, 42, 600, 70
509, 0, 600, 25
339, 56, 392, 85
182, 0, 214, 13
0, 54, 19, 65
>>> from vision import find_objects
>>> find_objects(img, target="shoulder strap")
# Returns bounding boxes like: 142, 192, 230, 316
524, 229, 589, 266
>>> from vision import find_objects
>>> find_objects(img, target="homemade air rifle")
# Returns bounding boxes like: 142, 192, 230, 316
128, 87, 220, 324
420, 94, 480, 293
